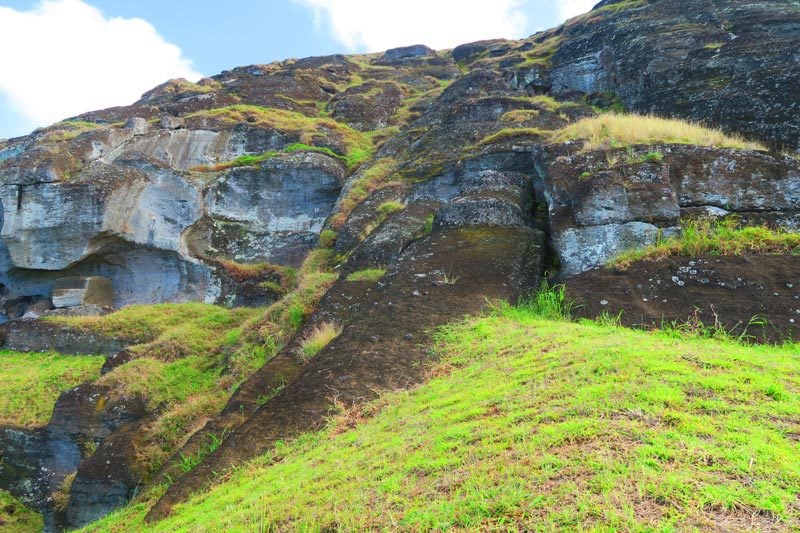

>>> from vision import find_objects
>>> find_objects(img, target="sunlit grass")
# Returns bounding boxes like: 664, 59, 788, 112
1, 489, 43, 532
86, 302, 800, 532
43, 250, 339, 478
0, 350, 104, 428
552, 113, 766, 151
345, 268, 386, 282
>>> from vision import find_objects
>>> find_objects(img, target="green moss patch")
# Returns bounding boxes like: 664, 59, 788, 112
345, 268, 386, 282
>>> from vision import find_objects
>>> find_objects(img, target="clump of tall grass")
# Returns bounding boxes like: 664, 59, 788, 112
500, 283, 576, 322
296, 322, 343, 362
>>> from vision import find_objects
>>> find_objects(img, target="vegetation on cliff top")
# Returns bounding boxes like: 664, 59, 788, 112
84, 300, 799, 531
184, 105, 373, 167
0, 350, 104, 428
40, 120, 107, 143
552, 113, 766, 151
479, 106, 767, 152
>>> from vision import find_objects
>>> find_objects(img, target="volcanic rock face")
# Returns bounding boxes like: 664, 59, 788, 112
546, 145, 800, 274
200, 153, 345, 265
0, 127, 347, 309
546, 0, 800, 151
0, 0, 799, 529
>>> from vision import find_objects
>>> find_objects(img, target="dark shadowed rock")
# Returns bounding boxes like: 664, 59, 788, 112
4, 319, 137, 355
65, 420, 150, 529
541, 0, 800, 151
52, 276, 114, 309
567, 255, 800, 343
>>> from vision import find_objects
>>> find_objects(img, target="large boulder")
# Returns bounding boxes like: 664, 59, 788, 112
52, 277, 114, 309
195, 152, 346, 266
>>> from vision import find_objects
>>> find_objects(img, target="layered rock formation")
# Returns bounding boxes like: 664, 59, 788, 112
1, 0, 799, 529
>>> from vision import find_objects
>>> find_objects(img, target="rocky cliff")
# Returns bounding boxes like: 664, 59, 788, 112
1, 0, 799, 529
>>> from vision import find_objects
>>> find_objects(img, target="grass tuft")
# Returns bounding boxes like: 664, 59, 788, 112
345, 268, 386, 282
296, 322, 342, 362
512, 283, 575, 321
478, 127, 548, 146
40, 120, 106, 142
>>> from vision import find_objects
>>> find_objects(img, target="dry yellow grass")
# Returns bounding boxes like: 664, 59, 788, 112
296, 322, 342, 361
552, 113, 766, 151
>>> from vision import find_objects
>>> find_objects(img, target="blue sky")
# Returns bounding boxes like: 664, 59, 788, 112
0, 0, 596, 139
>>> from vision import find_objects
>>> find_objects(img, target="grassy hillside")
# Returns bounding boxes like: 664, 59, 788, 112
0, 350, 104, 428
85, 302, 800, 531
0, 490, 43, 532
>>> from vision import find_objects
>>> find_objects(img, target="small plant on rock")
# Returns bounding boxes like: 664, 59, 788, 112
296, 322, 343, 362
346, 269, 386, 282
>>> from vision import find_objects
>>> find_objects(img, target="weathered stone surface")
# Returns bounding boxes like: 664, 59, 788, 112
197, 152, 345, 266
123, 117, 149, 136
43, 304, 111, 318
65, 420, 149, 529
106, 129, 231, 171
453, 39, 514, 62
330, 81, 404, 131
382, 44, 435, 61
540, 0, 800, 151
4, 319, 137, 355
546, 145, 800, 275
52, 277, 114, 308
21, 298, 53, 319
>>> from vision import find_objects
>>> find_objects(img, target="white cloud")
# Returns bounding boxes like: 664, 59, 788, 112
556, 0, 598, 21
0, 0, 201, 133
295, 0, 528, 52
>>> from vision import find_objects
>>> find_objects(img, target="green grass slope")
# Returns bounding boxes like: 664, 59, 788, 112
86, 305, 800, 531
0, 350, 104, 428
0, 490, 43, 532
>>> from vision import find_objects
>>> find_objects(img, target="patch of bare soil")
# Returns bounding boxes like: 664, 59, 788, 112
566, 255, 800, 343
